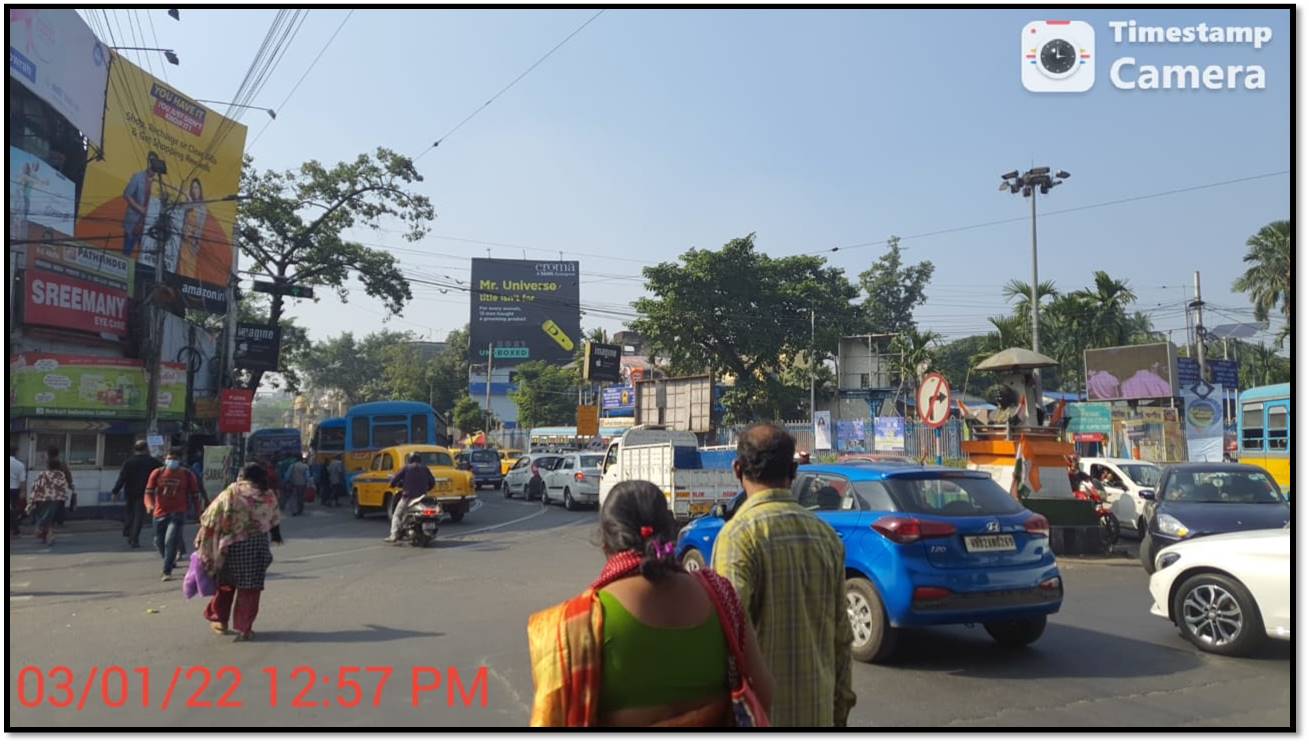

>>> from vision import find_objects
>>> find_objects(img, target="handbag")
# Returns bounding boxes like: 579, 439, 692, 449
693, 571, 771, 728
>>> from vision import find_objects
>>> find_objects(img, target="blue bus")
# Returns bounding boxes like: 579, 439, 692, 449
1237, 383, 1290, 491
344, 401, 447, 474
310, 417, 347, 469
247, 428, 302, 463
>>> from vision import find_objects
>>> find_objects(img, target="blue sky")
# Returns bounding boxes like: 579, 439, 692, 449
88, 8, 1291, 348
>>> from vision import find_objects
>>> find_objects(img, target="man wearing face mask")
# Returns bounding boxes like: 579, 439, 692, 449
145, 447, 202, 581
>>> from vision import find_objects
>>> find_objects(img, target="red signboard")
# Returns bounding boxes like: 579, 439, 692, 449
1074, 433, 1106, 443
24, 267, 130, 335
218, 389, 254, 433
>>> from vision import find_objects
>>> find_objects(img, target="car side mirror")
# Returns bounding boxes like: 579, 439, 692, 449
711, 502, 726, 519
1139, 489, 1155, 501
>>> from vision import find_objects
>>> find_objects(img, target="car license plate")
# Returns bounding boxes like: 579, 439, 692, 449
422, 522, 437, 533
964, 534, 1017, 552
689, 502, 712, 517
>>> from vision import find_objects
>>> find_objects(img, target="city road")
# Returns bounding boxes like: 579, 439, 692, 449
6, 498, 1291, 727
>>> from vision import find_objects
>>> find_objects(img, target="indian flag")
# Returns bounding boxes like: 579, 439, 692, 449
1010, 436, 1043, 499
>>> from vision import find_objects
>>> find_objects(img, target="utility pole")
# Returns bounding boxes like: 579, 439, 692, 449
1191, 271, 1207, 382
143, 172, 172, 448
484, 342, 494, 433
810, 307, 817, 428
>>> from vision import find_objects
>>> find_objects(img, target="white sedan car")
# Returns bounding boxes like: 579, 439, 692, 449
1149, 527, 1290, 656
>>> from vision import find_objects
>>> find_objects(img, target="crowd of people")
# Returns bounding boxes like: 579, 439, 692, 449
13, 426, 861, 724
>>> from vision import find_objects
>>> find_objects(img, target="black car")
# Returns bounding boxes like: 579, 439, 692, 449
457, 448, 504, 490
1140, 463, 1289, 573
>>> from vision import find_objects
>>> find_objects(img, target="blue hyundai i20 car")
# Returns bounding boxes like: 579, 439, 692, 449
676, 463, 1063, 663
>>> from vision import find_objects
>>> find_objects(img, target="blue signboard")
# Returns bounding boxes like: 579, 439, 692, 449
1177, 357, 1239, 389
602, 385, 635, 416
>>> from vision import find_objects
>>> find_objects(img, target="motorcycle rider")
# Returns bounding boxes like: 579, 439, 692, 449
385, 453, 435, 544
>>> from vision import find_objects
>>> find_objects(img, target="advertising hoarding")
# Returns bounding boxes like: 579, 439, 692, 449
1183, 385, 1226, 462
814, 411, 833, 450
218, 389, 254, 434
235, 322, 282, 371
1084, 342, 1177, 401
9, 147, 77, 235
583, 342, 622, 382
468, 259, 580, 366
873, 417, 906, 451
24, 235, 133, 336
602, 385, 635, 413
1066, 402, 1113, 434
1176, 357, 1241, 389
202, 445, 233, 497
10, 353, 185, 418
76, 55, 246, 313
836, 420, 867, 452
8, 9, 110, 148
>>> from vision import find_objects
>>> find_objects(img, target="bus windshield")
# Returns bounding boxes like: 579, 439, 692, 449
317, 426, 345, 451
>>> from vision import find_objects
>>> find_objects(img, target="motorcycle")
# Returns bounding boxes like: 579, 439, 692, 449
1074, 479, 1119, 549
397, 496, 443, 547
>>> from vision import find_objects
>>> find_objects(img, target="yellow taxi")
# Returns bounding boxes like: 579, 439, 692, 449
499, 449, 524, 476
350, 445, 477, 523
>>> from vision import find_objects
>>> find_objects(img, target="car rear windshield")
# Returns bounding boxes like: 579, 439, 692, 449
1164, 471, 1283, 504
877, 475, 1024, 517
579, 455, 604, 469
412, 452, 454, 467
470, 450, 499, 463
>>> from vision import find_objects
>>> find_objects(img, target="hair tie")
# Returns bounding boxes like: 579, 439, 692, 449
639, 525, 654, 539
654, 540, 676, 560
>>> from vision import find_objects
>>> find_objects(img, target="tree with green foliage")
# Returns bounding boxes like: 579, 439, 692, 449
857, 236, 934, 335
1232, 220, 1291, 347
451, 395, 495, 435
237, 149, 436, 390
510, 361, 579, 430
631, 234, 859, 422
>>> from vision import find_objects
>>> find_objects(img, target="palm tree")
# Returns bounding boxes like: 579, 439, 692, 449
1074, 271, 1139, 348
1002, 279, 1059, 323
1232, 220, 1291, 347
892, 328, 942, 385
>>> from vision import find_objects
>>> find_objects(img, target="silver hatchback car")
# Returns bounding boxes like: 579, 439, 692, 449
502, 452, 563, 501
542, 452, 605, 510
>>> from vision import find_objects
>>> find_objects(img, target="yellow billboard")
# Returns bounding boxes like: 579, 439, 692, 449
76, 54, 246, 305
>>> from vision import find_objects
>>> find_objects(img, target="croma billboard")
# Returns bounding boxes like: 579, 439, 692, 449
469, 259, 580, 367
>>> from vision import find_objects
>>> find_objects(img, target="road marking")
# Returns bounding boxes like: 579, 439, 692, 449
291, 504, 549, 561
11, 595, 33, 601
11, 581, 31, 589
454, 504, 548, 537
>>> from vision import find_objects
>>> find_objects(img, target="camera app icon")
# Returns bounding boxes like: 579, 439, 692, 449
1021, 20, 1094, 93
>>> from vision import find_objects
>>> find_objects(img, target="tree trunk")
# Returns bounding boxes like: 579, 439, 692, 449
244, 290, 286, 392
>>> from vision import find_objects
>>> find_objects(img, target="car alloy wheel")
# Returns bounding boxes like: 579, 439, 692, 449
503, 481, 512, 500
1181, 583, 1244, 647
682, 548, 705, 572
564, 488, 575, 511
847, 590, 873, 646
1173, 572, 1262, 656
844, 577, 897, 663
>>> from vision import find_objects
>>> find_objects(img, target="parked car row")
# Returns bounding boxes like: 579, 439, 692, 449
502, 451, 604, 510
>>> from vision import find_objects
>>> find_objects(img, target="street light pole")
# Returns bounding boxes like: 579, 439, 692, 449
999, 166, 1070, 357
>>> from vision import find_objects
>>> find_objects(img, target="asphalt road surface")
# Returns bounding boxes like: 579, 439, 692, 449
7, 497, 1291, 728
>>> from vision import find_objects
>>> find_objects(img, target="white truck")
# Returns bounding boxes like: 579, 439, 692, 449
598, 426, 739, 522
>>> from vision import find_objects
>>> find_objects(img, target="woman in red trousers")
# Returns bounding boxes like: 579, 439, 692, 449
195, 462, 282, 642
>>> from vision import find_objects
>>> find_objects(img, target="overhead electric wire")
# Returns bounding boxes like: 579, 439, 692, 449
414, 9, 606, 161
804, 170, 1290, 257
144, 9, 169, 83
249, 9, 354, 150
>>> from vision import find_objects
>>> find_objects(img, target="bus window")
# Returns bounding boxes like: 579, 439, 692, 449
352, 417, 370, 449
412, 414, 428, 444
374, 415, 410, 447
1240, 404, 1264, 451
319, 425, 345, 451
1267, 405, 1288, 452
